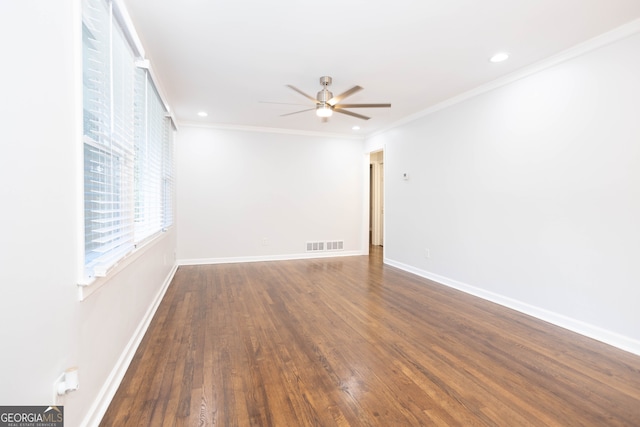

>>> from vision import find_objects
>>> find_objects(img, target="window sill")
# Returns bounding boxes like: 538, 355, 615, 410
78, 228, 172, 301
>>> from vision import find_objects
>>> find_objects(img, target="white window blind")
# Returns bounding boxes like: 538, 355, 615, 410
162, 110, 175, 229
134, 72, 166, 242
82, 0, 174, 283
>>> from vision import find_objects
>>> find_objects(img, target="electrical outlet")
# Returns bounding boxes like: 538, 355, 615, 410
425, 248, 430, 259
262, 238, 269, 246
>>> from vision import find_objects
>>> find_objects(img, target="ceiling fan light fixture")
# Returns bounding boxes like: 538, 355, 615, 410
316, 104, 333, 117
281, 76, 390, 121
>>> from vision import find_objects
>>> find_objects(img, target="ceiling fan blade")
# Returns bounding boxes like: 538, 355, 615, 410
286, 85, 319, 104
334, 103, 391, 108
333, 108, 370, 120
328, 85, 363, 105
280, 108, 315, 117
259, 101, 311, 106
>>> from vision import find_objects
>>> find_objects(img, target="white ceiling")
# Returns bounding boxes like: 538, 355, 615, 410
123, 0, 640, 136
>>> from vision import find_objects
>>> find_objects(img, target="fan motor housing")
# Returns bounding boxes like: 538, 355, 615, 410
316, 89, 333, 103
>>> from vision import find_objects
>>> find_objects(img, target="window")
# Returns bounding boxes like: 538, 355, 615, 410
82, 0, 174, 283
134, 72, 172, 242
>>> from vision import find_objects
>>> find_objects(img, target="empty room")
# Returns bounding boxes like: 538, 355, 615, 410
2, 0, 640, 426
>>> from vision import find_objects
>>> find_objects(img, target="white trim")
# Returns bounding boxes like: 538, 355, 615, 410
111, 0, 144, 58
369, 18, 640, 139
370, 157, 384, 246
112, 0, 176, 129
179, 121, 365, 140
361, 153, 372, 254
383, 257, 640, 357
78, 229, 173, 300
178, 250, 365, 266
75, 0, 86, 287
79, 263, 178, 427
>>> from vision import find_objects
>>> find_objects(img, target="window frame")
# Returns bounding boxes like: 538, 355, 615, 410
79, 0, 175, 298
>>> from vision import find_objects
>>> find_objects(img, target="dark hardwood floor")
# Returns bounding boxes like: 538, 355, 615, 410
100, 247, 640, 426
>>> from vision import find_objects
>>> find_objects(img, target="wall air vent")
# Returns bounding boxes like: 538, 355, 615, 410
306, 240, 344, 252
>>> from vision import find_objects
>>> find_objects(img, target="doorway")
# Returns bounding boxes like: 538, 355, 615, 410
369, 150, 384, 247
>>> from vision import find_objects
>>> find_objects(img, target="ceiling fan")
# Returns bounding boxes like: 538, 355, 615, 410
281, 76, 391, 122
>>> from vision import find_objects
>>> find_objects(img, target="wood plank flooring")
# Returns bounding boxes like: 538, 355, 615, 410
100, 247, 640, 426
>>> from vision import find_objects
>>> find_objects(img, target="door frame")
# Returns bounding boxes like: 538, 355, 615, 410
370, 150, 384, 246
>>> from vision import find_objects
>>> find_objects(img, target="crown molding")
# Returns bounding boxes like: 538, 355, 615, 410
369, 18, 640, 139
178, 121, 365, 140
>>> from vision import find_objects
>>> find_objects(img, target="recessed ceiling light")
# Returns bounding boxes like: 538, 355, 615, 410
197, 111, 208, 117
489, 52, 510, 63
352, 126, 360, 131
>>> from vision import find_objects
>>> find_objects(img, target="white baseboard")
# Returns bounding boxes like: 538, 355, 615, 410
178, 250, 365, 266
80, 263, 179, 427
384, 257, 640, 357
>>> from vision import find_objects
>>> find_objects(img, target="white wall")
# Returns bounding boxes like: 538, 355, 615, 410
177, 126, 365, 262
0, 2, 177, 425
2, 4, 635, 426
369, 31, 640, 354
